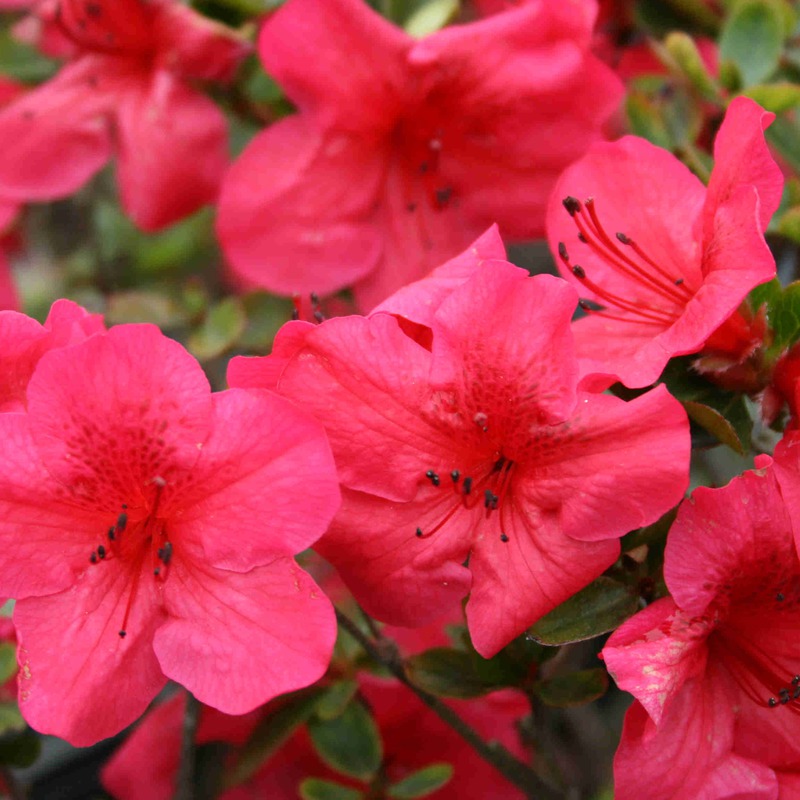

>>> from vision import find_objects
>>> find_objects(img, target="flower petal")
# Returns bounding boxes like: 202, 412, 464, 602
116, 70, 228, 231
155, 555, 335, 715
217, 116, 385, 296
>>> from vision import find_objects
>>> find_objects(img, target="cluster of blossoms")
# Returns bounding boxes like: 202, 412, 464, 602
0, 0, 799, 797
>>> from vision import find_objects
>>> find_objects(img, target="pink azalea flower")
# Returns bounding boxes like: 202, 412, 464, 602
229, 243, 690, 656
546, 96, 782, 389
0, 323, 340, 745
0, 0, 249, 230
602, 461, 800, 799
216, 0, 623, 310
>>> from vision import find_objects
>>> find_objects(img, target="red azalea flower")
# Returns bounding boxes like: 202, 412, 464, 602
0, 323, 340, 745
603, 461, 800, 799
546, 96, 781, 389
216, 0, 622, 310
0, 0, 249, 230
102, 678, 529, 800
229, 245, 689, 656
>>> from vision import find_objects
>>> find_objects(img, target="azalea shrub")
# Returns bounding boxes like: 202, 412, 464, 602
2, 0, 800, 799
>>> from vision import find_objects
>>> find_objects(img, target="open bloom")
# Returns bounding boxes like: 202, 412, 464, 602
0, 0, 249, 230
603, 460, 800, 799
546, 96, 781, 389
229, 239, 689, 656
0, 323, 340, 745
216, 0, 622, 310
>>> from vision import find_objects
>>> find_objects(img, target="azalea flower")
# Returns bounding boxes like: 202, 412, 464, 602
546, 96, 781, 389
216, 0, 622, 310
602, 459, 800, 799
229, 244, 689, 656
0, 0, 249, 230
0, 322, 340, 745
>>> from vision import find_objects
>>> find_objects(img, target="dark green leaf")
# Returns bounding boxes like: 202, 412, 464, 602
224, 688, 326, 789
528, 578, 639, 646
770, 281, 800, 351
683, 399, 748, 454
315, 680, 359, 721
719, 0, 784, 86
536, 669, 609, 708
388, 763, 454, 798
404, 647, 525, 699
299, 779, 364, 800
308, 699, 382, 781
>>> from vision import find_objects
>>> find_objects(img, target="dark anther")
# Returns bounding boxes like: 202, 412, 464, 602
90, 552, 98, 564
769, 697, 778, 707
291, 306, 300, 321
780, 689, 791, 705
119, 630, 127, 639
562, 196, 581, 216
674, 278, 684, 286
97, 545, 106, 559
462, 477, 473, 495
117, 512, 128, 532
777, 592, 785, 602
425, 470, 440, 487
435, 187, 453, 207
577, 232, 587, 243
108, 526, 116, 541
450, 470, 460, 482
557, 242, 569, 262
572, 265, 586, 280
484, 490, 498, 510
154, 568, 160, 576
578, 300, 591, 311
615, 232, 632, 245
157, 542, 173, 565
794, 685, 800, 700
792, 675, 799, 684
415, 527, 423, 538
313, 310, 325, 323
310, 292, 320, 305
500, 533, 509, 543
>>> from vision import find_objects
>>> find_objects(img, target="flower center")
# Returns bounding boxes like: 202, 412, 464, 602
87, 476, 173, 639
414, 454, 516, 545
558, 196, 694, 327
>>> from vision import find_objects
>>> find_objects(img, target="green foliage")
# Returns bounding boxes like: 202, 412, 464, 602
0, 642, 16, 685
299, 779, 364, 800
387, 763, 455, 798
187, 297, 247, 361
528, 578, 640, 646
404, 0, 459, 37
719, 0, 785, 87
315, 679, 360, 721
307, 698, 383, 781
535, 668, 609, 708
0, 727, 40, 767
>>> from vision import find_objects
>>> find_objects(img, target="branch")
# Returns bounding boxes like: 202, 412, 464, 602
174, 691, 201, 800
335, 608, 562, 800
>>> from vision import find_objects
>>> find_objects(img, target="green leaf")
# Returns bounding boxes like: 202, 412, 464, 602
223, 688, 326, 789
0, 643, 16, 685
404, 0, 459, 37
0, 703, 25, 737
528, 578, 639, 646
663, 32, 720, 100
767, 116, 800, 174
0, 728, 40, 767
744, 82, 800, 112
536, 668, 609, 708
315, 680, 359, 721
404, 647, 525, 699
299, 779, 364, 800
0, 599, 12, 618
770, 281, 800, 351
683, 399, 749, 454
308, 698, 382, 781
187, 297, 247, 361
388, 763, 454, 798
719, 0, 784, 86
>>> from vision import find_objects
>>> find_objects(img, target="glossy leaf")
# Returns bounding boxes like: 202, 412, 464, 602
528, 578, 639, 646
315, 679, 359, 721
536, 668, 609, 708
300, 779, 364, 800
388, 763, 455, 798
719, 0, 784, 87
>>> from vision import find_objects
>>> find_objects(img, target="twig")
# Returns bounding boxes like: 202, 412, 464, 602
174, 691, 201, 800
335, 608, 562, 800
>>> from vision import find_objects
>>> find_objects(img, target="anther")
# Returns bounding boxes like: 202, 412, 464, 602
425, 470, 441, 487
562, 196, 581, 216
119, 630, 127, 639
415, 527, 423, 538
435, 187, 452, 207
484, 490, 498, 510
90, 552, 98, 564
557, 242, 569, 263
674, 278, 684, 286
572, 265, 586, 279
97, 545, 106, 559
769, 697, 778, 707
108, 526, 116, 541
157, 542, 173, 566
777, 592, 785, 602
615, 232, 632, 245
116, 511, 128, 533
500, 533, 509, 543
450, 470, 460, 483
780, 688, 791, 704
462, 477, 473, 495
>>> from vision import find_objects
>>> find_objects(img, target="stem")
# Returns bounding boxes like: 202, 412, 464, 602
174, 691, 201, 800
335, 608, 562, 800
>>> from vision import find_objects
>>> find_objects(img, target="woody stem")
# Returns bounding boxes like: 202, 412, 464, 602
174, 691, 201, 800
334, 608, 563, 800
